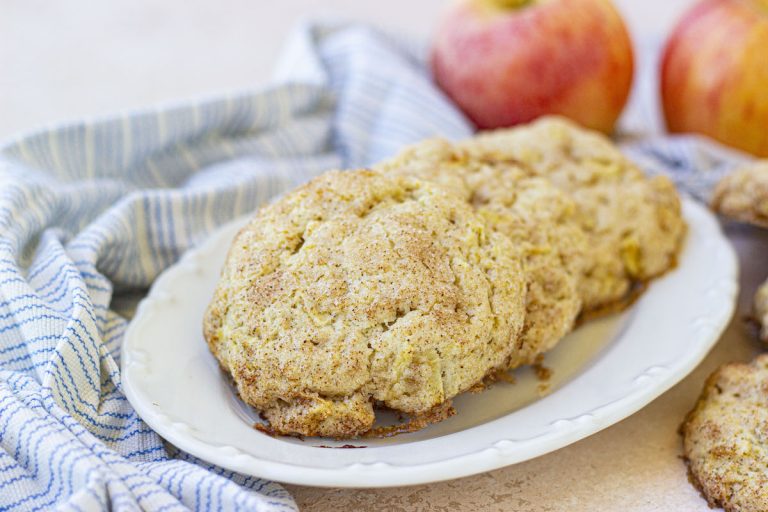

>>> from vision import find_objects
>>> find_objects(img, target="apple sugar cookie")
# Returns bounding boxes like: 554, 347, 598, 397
203, 169, 527, 438
377, 139, 587, 367
457, 116, 686, 312
682, 355, 768, 512
711, 162, 768, 228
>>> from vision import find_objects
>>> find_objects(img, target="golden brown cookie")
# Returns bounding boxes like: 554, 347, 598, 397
682, 355, 768, 512
203, 169, 527, 437
377, 139, 586, 367
712, 162, 768, 228
455, 116, 686, 312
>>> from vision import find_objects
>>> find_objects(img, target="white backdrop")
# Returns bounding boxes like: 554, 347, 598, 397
1, 0, 696, 141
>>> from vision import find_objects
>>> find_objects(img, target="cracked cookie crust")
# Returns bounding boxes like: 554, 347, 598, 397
377, 139, 586, 367
457, 116, 686, 312
203, 169, 527, 437
682, 355, 768, 512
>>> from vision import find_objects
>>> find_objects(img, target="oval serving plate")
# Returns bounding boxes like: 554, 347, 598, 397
122, 197, 738, 488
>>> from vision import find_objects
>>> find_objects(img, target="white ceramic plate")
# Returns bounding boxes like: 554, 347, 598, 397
122, 197, 738, 488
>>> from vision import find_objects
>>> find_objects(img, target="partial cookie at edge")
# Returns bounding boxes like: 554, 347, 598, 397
711, 162, 768, 228
682, 355, 768, 512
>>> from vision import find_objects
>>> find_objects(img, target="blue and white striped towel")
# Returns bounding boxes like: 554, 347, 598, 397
0, 21, 754, 511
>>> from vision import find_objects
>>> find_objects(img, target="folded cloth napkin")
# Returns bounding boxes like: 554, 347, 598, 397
0, 21, 754, 511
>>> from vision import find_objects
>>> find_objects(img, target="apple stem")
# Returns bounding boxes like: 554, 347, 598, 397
483, 0, 533, 9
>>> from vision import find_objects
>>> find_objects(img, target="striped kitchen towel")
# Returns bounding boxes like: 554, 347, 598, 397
0, 21, 753, 511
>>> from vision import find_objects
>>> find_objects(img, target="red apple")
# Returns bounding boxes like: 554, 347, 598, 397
431, 0, 634, 133
661, 0, 768, 157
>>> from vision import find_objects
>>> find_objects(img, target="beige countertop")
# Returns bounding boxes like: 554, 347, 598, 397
6, 1, 761, 511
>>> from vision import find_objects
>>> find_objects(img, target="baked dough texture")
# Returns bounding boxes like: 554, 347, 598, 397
203, 117, 686, 439
682, 355, 768, 512
203, 169, 527, 437
377, 139, 586, 366
712, 162, 768, 228
456, 116, 686, 311
712, 162, 768, 341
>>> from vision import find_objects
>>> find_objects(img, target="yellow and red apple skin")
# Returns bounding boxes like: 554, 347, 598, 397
430, 0, 634, 134
661, 0, 768, 157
